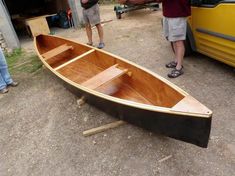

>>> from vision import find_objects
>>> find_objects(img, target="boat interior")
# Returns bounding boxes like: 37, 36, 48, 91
35, 35, 211, 115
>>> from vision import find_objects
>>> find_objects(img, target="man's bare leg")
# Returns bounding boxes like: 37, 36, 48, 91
96, 23, 104, 44
85, 23, 92, 44
173, 40, 185, 70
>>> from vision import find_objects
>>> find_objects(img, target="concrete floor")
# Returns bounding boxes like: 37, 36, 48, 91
1, 5, 235, 176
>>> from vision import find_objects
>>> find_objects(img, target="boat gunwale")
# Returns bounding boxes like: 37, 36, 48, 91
34, 34, 213, 118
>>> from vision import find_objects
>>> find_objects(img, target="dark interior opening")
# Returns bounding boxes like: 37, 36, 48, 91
4, 0, 70, 39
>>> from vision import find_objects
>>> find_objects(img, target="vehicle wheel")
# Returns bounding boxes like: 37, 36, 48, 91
152, 4, 159, 11
170, 36, 192, 57
184, 36, 193, 56
116, 12, 122, 19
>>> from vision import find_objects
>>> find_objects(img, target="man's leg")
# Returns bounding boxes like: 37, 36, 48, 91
0, 49, 13, 85
164, 18, 178, 68
85, 23, 93, 45
96, 23, 104, 44
0, 73, 7, 91
173, 40, 185, 70
167, 17, 186, 78
167, 40, 185, 78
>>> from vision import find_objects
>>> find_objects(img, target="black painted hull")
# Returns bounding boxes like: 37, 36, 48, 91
64, 80, 211, 148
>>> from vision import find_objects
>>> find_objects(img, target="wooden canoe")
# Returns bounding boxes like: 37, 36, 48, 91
34, 34, 212, 148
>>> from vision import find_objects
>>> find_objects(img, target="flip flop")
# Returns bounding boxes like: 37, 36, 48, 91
86, 42, 93, 46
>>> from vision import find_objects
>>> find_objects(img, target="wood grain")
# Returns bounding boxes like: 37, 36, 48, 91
42, 44, 73, 60
81, 64, 128, 90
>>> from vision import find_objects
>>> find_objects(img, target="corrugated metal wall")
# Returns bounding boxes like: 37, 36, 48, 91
0, 0, 20, 49
68, 0, 84, 28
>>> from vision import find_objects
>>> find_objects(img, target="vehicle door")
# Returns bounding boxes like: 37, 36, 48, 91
191, 0, 235, 67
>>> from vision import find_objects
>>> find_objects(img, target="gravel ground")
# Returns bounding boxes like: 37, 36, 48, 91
0, 5, 234, 176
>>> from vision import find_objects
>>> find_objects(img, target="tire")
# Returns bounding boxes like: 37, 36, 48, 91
184, 36, 193, 56
116, 12, 122, 19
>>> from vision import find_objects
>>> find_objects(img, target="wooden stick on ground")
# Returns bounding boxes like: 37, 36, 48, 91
83, 120, 126, 137
77, 96, 85, 108
158, 155, 172, 163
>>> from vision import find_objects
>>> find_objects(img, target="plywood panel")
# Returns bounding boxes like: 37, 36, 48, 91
25, 17, 50, 37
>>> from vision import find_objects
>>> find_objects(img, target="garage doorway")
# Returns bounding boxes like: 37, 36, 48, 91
3, 0, 74, 42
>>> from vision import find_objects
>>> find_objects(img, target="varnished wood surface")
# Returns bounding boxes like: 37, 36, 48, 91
34, 34, 212, 147
172, 95, 211, 114
35, 34, 212, 116
81, 64, 128, 90
42, 44, 73, 60
55, 49, 95, 71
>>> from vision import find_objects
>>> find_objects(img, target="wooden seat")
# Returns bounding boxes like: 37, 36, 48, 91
42, 44, 73, 60
81, 64, 128, 90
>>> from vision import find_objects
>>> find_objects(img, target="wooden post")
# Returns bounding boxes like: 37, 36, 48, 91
83, 120, 126, 137
77, 96, 85, 108
68, 0, 84, 28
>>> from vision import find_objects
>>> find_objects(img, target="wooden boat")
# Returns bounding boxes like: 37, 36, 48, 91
34, 34, 212, 148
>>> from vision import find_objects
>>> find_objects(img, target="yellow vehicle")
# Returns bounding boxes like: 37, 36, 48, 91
185, 0, 235, 67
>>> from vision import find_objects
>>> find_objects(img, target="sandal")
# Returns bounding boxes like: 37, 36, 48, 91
86, 42, 93, 46
165, 61, 177, 68
168, 67, 184, 78
97, 42, 105, 49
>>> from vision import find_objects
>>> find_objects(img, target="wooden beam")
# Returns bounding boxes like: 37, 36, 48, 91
55, 49, 95, 71
81, 64, 128, 90
77, 96, 85, 108
83, 120, 126, 137
42, 44, 73, 60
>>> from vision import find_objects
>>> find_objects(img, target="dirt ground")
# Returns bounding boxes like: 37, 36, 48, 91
0, 5, 235, 176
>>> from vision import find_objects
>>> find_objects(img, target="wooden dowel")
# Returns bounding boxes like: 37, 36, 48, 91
83, 120, 126, 137
55, 49, 95, 71
77, 96, 85, 107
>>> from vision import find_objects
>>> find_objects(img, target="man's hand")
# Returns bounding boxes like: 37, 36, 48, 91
82, 0, 89, 3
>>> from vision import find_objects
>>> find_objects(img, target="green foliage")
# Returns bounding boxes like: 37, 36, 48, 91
6, 49, 42, 74
5, 48, 23, 67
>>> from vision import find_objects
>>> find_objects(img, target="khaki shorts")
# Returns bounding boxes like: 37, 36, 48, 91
163, 17, 187, 42
83, 4, 101, 26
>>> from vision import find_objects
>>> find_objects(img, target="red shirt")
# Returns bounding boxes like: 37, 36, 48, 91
162, 0, 191, 18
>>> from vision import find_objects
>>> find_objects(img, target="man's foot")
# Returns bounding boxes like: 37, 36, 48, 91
165, 61, 177, 68
8, 81, 19, 87
167, 67, 184, 78
97, 42, 105, 49
86, 42, 93, 46
0, 87, 9, 94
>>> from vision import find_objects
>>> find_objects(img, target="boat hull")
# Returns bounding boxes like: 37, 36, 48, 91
35, 34, 212, 148
64, 79, 211, 148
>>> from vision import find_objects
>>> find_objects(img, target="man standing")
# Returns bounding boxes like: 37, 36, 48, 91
0, 48, 18, 94
81, 0, 105, 49
161, 0, 191, 78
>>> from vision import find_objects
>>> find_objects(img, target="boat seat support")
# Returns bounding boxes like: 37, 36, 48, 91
42, 44, 74, 60
81, 64, 128, 90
